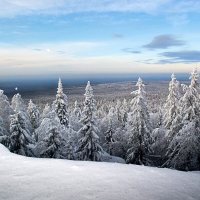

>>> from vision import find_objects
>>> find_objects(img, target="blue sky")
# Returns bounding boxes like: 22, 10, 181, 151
0, 0, 200, 77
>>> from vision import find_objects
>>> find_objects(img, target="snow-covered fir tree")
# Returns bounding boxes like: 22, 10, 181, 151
28, 99, 40, 141
72, 100, 81, 119
9, 112, 34, 156
54, 78, 69, 127
115, 99, 122, 122
164, 69, 200, 170
120, 98, 129, 127
76, 81, 103, 161
41, 103, 51, 120
65, 122, 76, 160
35, 106, 71, 158
37, 126, 68, 159
35, 106, 64, 143
103, 107, 115, 155
70, 101, 82, 132
0, 90, 14, 132
11, 93, 32, 132
163, 73, 180, 130
126, 77, 152, 165
28, 99, 40, 129
0, 117, 10, 147
11, 93, 26, 113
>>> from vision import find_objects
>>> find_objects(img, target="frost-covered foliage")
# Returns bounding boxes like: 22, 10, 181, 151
72, 100, 82, 119
165, 122, 200, 170
35, 106, 74, 159
151, 127, 168, 166
41, 103, 51, 120
70, 101, 82, 132
36, 106, 63, 142
28, 99, 40, 141
28, 99, 40, 129
126, 77, 152, 165
36, 127, 68, 159
9, 112, 34, 156
0, 90, 14, 132
103, 107, 116, 155
164, 69, 200, 170
0, 70, 199, 171
0, 117, 10, 147
120, 98, 129, 127
163, 73, 180, 130
54, 78, 69, 127
11, 93, 32, 132
77, 81, 103, 161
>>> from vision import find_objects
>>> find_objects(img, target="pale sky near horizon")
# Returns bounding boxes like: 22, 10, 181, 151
0, 0, 200, 77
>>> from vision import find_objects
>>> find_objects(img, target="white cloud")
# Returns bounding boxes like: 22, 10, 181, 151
0, 41, 196, 76
0, 0, 180, 18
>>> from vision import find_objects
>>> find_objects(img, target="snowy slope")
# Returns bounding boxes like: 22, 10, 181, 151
0, 144, 200, 200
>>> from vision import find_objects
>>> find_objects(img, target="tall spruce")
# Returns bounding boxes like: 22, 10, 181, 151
38, 127, 67, 159
28, 99, 40, 129
9, 112, 34, 156
163, 73, 180, 130
28, 99, 40, 141
0, 90, 14, 132
54, 78, 69, 127
77, 81, 103, 161
164, 69, 200, 170
11, 93, 32, 132
126, 77, 152, 165
104, 107, 115, 155
120, 98, 129, 127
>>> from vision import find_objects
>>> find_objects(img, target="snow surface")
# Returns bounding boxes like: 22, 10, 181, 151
0, 144, 200, 200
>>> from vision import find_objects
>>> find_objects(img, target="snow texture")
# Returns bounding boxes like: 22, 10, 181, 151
0, 144, 199, 200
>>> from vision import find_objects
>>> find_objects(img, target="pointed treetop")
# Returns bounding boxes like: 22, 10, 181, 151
28, 99, 34, 109
171, 73, 176, 80
29, 99, 33, 105
85, 81, 93, 97
57, 77, 63, 95
0, 90, 4, 95
190, 68, 199, 88
138, 77, 142, 82
136, 77, 144, 87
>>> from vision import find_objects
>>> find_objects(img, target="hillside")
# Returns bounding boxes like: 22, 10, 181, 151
0, 144, 199, 200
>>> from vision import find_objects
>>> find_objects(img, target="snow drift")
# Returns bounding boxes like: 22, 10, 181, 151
0, 144, 200, 200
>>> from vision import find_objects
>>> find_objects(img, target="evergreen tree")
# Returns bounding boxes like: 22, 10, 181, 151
65, 122, 77, 160
28, 99, 40, 141
115, 99, 122, 122
72, 100, 82, 119
54, 78, 69, 127
126, 77, 152, 165
11, 93, 26, 113
38, 127, 67, 159
163, 73, 180, 130
11, 93, 32, 132
41, 103, 51, 120
71, 101, 82, 132
0, 90, 14, 132
120, 98, 129, 127
77, 81, 103, 161
28, 99, 40, 129
164, 69, 200, 170
104, 107, 115, 155
9, 112, 34, 156
0, 117, 10, 147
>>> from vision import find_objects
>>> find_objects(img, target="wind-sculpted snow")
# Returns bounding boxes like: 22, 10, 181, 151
0, 144, 200, 200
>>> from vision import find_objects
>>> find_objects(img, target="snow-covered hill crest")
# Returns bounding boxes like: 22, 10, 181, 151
0, 144, 200, 200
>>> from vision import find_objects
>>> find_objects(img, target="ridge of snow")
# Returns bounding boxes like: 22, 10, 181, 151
0, 144, 200, 200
